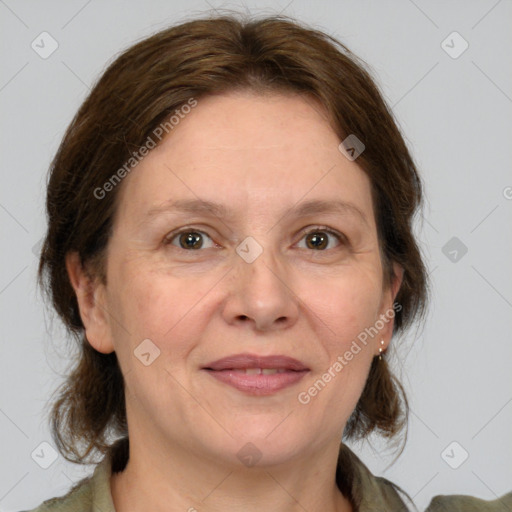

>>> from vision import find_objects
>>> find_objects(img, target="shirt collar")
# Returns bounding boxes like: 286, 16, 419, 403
336, 442, 410, 510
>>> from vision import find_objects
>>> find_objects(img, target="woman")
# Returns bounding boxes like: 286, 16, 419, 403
30, 13, 511, 512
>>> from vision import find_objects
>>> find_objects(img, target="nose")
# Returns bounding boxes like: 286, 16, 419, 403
221, 249, 300, 332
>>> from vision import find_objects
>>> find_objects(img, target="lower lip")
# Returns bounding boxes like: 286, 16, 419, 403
203, 369, 309, 396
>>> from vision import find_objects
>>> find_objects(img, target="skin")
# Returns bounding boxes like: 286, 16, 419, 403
67, 91, 402, 512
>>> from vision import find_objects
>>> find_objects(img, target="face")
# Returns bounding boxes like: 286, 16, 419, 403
68, 91, 402, 467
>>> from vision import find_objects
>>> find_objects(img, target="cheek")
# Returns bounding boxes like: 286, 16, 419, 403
305, 267, 383, 349
294, 267, 381, 412
106, 268, 214, 410
108, 263, 217, 352
298, 277, 380, 425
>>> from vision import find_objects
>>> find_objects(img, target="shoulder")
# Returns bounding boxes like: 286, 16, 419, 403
23, 476, 94, 511
23, 455, 115, 512
425, 491, 512, 511
337, 444, 512, 512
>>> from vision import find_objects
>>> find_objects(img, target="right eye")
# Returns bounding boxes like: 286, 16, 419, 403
164, 229, 216, 250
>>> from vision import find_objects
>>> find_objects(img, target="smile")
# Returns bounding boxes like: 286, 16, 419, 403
202, 353, 310, 395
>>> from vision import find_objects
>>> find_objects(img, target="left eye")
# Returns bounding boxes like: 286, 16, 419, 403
296, 228, 344, 251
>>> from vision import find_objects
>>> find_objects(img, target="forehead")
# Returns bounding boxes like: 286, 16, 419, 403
165, 91, 339, 153
114, 91, 374, 226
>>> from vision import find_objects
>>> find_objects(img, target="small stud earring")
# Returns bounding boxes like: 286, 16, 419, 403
379, 340, 385, 360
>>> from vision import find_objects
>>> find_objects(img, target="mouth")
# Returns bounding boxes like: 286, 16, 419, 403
202, 354, 310, 396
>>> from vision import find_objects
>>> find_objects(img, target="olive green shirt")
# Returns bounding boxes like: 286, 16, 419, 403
25, 440, 512, 511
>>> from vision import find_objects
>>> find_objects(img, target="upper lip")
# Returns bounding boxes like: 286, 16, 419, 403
203, 353, 309, 371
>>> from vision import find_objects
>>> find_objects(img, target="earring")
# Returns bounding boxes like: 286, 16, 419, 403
378, 340, 385, 360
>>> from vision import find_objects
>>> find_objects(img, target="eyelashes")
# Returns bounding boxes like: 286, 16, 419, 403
163, 226, 347, 252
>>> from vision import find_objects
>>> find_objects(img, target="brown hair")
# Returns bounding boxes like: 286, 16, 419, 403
37, 12, 428, 469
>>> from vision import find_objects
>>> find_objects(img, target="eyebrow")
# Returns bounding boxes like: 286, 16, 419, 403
142, 198, 369, 226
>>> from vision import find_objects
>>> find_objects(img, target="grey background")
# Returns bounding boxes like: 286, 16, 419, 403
1, 0, 511, 510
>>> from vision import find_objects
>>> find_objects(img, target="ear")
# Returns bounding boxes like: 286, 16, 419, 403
65, 251, 115, 354
388, 262, 403, 304
377, 262, 404, 355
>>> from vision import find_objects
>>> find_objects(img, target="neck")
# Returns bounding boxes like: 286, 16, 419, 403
110, 435, 353, 512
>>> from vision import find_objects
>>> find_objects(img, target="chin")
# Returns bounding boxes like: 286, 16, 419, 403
215, 423, 315, 468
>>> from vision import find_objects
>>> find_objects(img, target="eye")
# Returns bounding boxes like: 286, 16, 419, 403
296, 227, 345, 251
164, 226, 346, 252
164, 229, 216, 250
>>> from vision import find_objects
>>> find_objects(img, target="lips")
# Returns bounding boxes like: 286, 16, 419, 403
203, 354, 309, 372
202, 354, 309, 396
